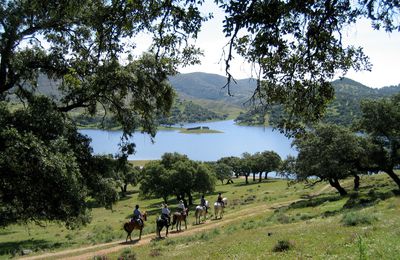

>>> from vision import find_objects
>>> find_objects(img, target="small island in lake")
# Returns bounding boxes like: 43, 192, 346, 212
179, 126, 223, 134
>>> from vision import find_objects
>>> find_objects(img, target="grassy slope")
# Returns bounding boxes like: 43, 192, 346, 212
2, 174, 400, 259
109, 174, 400, 260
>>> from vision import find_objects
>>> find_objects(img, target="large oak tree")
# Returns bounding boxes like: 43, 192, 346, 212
0, 0, 206, 226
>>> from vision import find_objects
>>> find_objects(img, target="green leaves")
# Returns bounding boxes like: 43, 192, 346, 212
139, 153, 216, 202
219, 0, 375, 133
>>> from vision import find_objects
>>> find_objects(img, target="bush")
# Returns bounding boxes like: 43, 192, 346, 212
118, 248, 137, 260
273, 240, 294, 252
341, 212, 377, 226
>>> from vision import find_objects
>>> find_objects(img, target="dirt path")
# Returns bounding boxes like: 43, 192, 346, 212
20, 184, 333, 260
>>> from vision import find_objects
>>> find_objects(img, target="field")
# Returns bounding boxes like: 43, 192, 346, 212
1, 173, 400, 259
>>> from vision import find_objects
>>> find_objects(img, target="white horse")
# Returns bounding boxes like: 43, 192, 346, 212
194, 201, 208, 224
214, 197, 228, 219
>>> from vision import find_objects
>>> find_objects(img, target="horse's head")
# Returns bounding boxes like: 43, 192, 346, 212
143, 211, 147, 221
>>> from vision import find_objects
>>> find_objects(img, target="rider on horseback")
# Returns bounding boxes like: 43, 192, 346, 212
200, 194, 207, 213
217, 193, 225, 208
177, 200, 186, 215
161, 203, 171, 225
133, 204, 143, 225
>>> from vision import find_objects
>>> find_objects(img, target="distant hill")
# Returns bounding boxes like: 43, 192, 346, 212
322, 77, 400, 125
8, 72, 400, 127
233, 76, 400, 126
169, 72, 256, 106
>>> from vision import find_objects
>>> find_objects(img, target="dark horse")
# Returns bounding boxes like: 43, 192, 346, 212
123, 211, 147, 242
156, 216, 170, 238
171, 208, 188, 231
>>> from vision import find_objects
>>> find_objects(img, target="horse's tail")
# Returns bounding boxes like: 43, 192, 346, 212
123, 222, 130, 233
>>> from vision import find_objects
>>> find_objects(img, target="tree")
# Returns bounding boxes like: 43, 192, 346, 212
261, 151, 282, 180
218, 156, 241, 179
358, 94, 400, 189
240, 153, 254, 185
166, 154, 215, 205
193, 163, 216, 197
140, 161, 171, 203
139, 153, 215, 205
115, 157, 141, 196
217, 0, 399, 132
213, 162, 233, 184
293, 124, 371, 196
0, 0, 206, 226
0, 97, 122, 227
249, 151, 282, 182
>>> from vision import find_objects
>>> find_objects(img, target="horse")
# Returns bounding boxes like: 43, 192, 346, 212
194, 200, 208, 224
156, 216, 170, 238
214, 197, 228, 219
123, 211, 147, 242
171, 208, 188, 231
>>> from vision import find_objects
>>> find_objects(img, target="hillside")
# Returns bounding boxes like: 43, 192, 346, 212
169, 72, 256, 106
322, 78, 400, 125
8, 73, 400, 127
5, 174, 400, 259
234, 77, 400, 126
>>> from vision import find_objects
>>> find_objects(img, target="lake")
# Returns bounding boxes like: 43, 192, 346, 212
80, 120, 296, 162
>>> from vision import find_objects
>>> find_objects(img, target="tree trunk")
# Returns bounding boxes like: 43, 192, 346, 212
264, 172, 268, 180
245, 174, 249, 184
259, 172, 262, 182
354, 175, 360, 191
123, 184, 128, 193
252, 173, 256, 181
385, 168, 400, 189
187, 192, 193, 206
328, 178, 347, 196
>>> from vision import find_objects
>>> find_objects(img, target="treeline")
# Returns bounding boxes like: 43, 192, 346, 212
235, 80, 400, 127
72, 99, 227, 129
158, 99, 228, 126
280, 94, 400, 195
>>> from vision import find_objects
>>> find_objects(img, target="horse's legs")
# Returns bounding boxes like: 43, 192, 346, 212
139, 228, 142, 240
166, 226, 169, 237
184, 219, 187, 230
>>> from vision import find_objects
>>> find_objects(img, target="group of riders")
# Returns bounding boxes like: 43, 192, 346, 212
131, 193, 225, 226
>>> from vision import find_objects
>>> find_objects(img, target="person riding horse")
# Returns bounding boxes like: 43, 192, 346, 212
132, 204, 143, 226
217, 193, 225, 208
200, 194, 207, 213
161, 203, 171, 225
177, 200, 186, 215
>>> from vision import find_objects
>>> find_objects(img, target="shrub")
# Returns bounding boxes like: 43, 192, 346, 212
341, 212, 377, 226
273, 240, 294, 252
149, 248, 162, 257
118, 248, 137, 260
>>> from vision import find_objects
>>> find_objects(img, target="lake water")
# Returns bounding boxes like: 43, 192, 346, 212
80, 120, 296, 162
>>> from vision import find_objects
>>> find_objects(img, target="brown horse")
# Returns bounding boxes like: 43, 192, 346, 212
123, 211, 147, 242
171, 208, 188, 231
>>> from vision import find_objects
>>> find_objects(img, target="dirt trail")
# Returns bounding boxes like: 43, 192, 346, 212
20, 184, 333, 260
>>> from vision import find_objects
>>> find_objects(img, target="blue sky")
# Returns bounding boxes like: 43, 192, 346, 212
178, 4, 400, 89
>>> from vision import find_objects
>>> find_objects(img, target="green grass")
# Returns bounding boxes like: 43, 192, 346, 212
1, 173, 400, 259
